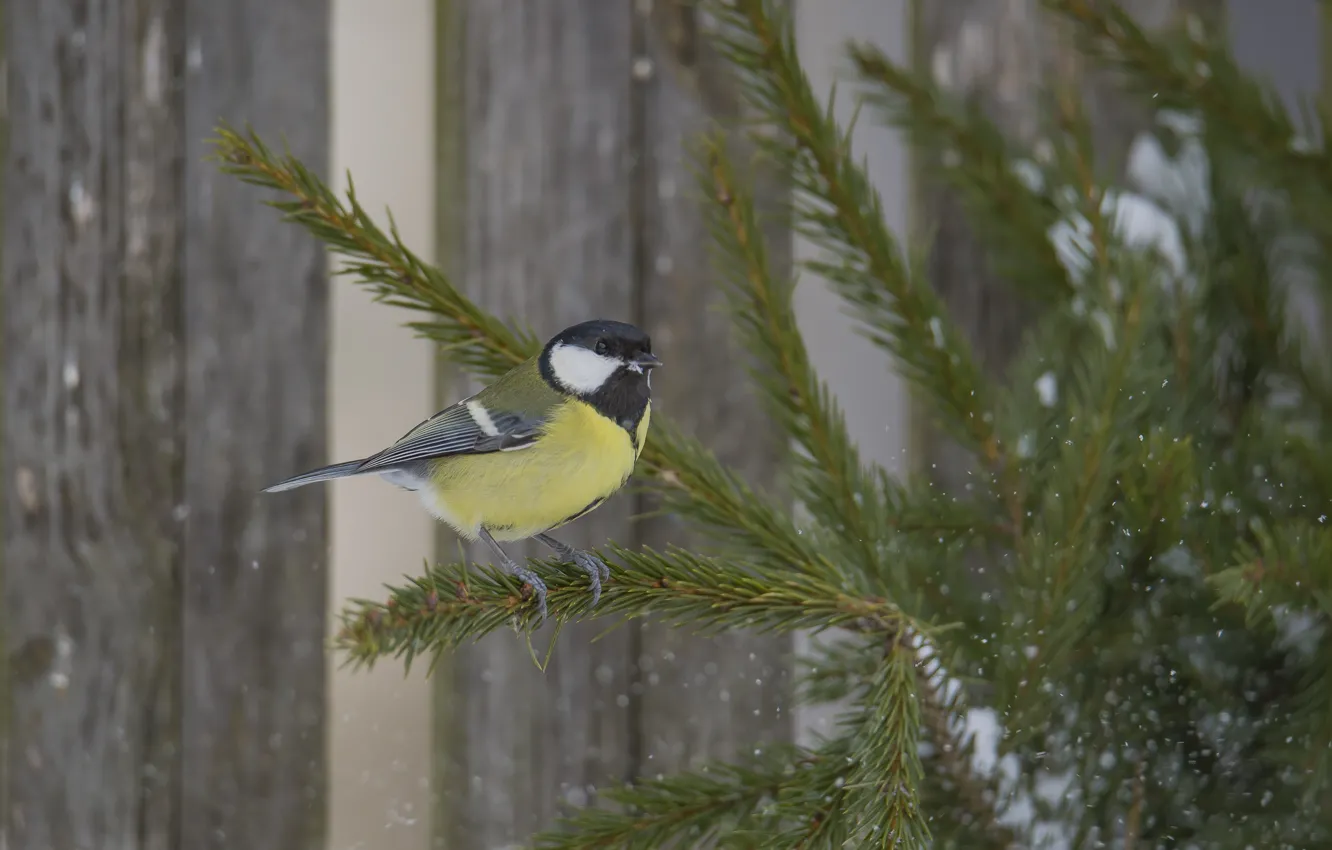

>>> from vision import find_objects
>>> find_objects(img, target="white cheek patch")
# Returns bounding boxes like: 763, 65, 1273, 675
549, 343, 621, 394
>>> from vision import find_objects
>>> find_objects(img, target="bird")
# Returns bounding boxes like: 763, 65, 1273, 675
263, 319, 660, 621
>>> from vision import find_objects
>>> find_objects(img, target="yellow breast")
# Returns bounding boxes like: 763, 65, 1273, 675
423, 399, 649, 542
634, 401, 651, 460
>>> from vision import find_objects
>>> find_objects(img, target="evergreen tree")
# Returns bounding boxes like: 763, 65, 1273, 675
215, 1, 1332, 846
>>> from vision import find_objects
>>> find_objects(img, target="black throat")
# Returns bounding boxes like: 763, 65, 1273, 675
539, 357, 651, 441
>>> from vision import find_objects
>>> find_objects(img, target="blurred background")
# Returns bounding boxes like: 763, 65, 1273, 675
0, 1, 1322, 848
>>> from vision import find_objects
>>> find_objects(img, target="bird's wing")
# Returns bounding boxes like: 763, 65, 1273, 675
356, 395, 547, 472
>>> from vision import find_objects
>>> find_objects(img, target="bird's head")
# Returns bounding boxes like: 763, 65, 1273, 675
539, 319, 662, 398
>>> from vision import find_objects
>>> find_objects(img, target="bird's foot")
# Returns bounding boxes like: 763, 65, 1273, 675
501, 558, 548, 623
570, 550, 610, 608
533, 533, 611, 611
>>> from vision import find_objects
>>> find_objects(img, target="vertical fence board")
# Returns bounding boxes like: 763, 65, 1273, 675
433, 3, 794, 844
2, 1, 185, 845
0, 0, 7, 825
434, 3, 640, 846
179, 1, 330, 848
635, 2, 793, 774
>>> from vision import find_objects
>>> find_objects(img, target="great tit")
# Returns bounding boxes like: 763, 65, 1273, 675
264, 319, 661, 620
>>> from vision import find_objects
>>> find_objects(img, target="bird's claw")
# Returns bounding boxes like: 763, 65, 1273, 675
572, 551, 610, 609
508, 561, 549, 623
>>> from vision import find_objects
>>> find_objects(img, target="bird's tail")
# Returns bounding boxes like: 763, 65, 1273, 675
263, 459, 368, 493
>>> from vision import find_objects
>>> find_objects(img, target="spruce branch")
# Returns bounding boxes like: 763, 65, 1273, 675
1049, 85, 1117, 295
701, 133, 882, 581
1210, 519, 1332, 625
210, 125, 539, 381
700, 135, 997, 599
334, 545, 925, 671
797, 631, 1014, 849
1044, 0, 1332, 235
770, 735, 859, 848
848, 43, 1073, 304
533, 734, 889, 850
212, 6, 1332, 844
1002, 255, 1154, 732
1214, 520, 1332, 806
915, 651, 1016, 850
530, 747, 804, 850
211, 125, 854, 591
645, 422, 836, 579
840, 629, 929, 848
709, 1, 1018, 505
1196, 163, 1332, 432
797, 633, 882, 706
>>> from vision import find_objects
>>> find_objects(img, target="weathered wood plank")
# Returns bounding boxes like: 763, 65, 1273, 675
180, 1, 330, 848
635, 1, 793, 774
3, 1, 185, 846
433, 3, 640, 846
0, 0, 7, 826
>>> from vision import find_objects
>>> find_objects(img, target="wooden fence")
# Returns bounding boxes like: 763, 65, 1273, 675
1, 1, 1323, 848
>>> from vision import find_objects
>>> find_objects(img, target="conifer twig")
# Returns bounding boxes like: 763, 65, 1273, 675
1211, 519, 1332, 620
701, 134, 884, 582
848, 43, 1073, 304
1004, 259, 1151, 730
335, 545, 925, 671
534, 738, 872, 849
530, 748, 805, 849
841, 629, 930, 847
712, 3, 992, 437
917, 667, 1017, 849
1211, 518, 1332, 796
1045, 0, 1332, 226
210, 126, 538, 380
701, 137, 998, 593
711, 0, 1029, 547
210, 125, 870, 587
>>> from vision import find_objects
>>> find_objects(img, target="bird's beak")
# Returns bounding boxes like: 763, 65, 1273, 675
632, 352, 663, 371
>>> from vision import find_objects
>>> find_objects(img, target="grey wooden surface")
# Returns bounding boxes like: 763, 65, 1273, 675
791, 0, 913, 749
180, 1, 330, 847
2, 0, 330, 847
432, 2, 791, 845
434, 3, 640, 846
635, 1, 792, 776
4, 2, 184, 845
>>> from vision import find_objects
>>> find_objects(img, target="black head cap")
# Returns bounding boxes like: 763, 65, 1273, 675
544, 319, 654, 362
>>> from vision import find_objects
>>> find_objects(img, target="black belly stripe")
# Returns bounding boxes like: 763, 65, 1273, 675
552, 495, 607, 530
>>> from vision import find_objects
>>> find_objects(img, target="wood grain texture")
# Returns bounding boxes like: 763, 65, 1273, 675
434, 3, 640, 846
3, 1, 185, 846
3, 0, 329, 847
914, 0, 1222, 495
180, 1, 330, 848
635, 0, 793, 775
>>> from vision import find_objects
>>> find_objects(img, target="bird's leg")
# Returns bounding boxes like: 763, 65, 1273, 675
534, 533, 610, 608
479, 528, 548, 622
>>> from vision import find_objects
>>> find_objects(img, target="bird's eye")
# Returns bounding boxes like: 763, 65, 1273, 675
595, 339, 608, 355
